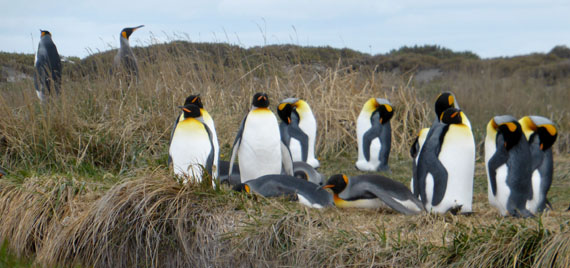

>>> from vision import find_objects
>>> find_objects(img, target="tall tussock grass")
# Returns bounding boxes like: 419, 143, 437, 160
0, 40, 569, 266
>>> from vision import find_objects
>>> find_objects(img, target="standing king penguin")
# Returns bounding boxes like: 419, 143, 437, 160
34, 30, 62, 101
169, 95, 219, 173
113, 25, 144, 79
277, 98, 320, 168
169, 103, 218, 184
410, 92, 465, 195
229, 93, 294, 183
414, 108, 475, 214
355, 98, 394, 172
519, 115, 557, 213
485, 115, 534, 217
323, 174, 424, 215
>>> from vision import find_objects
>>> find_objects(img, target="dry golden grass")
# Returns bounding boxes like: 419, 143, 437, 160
0, 40, 569, 267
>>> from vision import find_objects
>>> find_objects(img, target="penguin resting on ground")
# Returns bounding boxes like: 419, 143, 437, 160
220, 161, 324, 187
518, 115, 558, 213
277, 98, 320, 168
168, 103, 217, 184
355, 98, 394, 172
34, 30, 62, 101
414, 108, 475, 214
229, 93, 294, 183
485, 115, 534, 217
234, 175, 334, 208
322, 174, 424, 215
113, 25, 144, 79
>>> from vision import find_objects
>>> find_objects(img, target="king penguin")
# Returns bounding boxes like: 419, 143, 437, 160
229, 93, 294, 183
169, 95, 219, 174
234, 174, 334, 208
485, 115, 534, 217
518, 115, 558, 213
169, 103, 218, 184
34, 30, 62, 101
322, 174, 423, 215
355, 98, 394, 172
410, 92, 466, 196
414, 108, 475, 214
277, 98, 320, 168
113, 25, 144, 79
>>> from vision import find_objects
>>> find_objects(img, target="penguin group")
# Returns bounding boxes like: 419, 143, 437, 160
29, 28, 563, 217
167, 89, 561, 218
32, 26, 144, 101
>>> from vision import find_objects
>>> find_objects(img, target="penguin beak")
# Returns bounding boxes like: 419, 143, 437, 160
322, 184, 334, 189
133, 25, 144, 31
178, 106, 191, 113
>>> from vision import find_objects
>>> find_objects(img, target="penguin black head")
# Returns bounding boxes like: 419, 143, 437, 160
440, 108, 463, 125
532, 126, 558, 151
40, 30, 52, 37
232, 183, 251, 193
120, 25, 144, 40
322, 174, 349, 194
492, 117, 523, 151
435, 92, 457, 120
375, 103, 394, 124
252, 93, 269, 108
178, 103, 202, 118
277, 103, 294, 124
184, 95, 204, 108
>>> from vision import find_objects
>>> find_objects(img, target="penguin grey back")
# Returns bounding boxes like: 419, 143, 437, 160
237, 175, 334, 208
34, 30, 62, 100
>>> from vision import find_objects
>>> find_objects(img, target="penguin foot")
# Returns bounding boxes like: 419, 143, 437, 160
447, 205, 463, 215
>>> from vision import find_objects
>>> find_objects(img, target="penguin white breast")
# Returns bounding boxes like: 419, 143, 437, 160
356, 111, 379, 171
239, 109, 282, 182
297, 194, 324, 209
169, 119, 212, 183
491, 164, 510, 216
431, 125, 475, 213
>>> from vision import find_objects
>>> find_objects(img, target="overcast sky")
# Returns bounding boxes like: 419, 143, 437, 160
2, 0, 569, 59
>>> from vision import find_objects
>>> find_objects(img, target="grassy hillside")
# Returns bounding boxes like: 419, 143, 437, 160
0, 41, 569, 267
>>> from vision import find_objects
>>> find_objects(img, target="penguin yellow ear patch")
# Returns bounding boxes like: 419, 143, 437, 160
504, 122, 517, 132
542, 124, 557, 136
385, 105, 392, 112
121, 31, 128, 39
278, 103, 287, 111
244, 184, 250, 193
192, 96, 198, 103
342, 174, 348, 184
448, 95, 454, 106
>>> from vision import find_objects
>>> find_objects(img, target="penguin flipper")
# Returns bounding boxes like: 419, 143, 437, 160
288, 125, 309, 162
425, 158, 448, 206
203, 123, 215, 179
362, 127, 379, 162
281, 142, 294, 176
377, 124, 391, 171
279, 122, 290, 147
487, 136, 509, 196
229, 115, 248, 183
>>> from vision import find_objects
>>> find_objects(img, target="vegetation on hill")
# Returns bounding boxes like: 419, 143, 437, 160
0, 40, 569, 267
